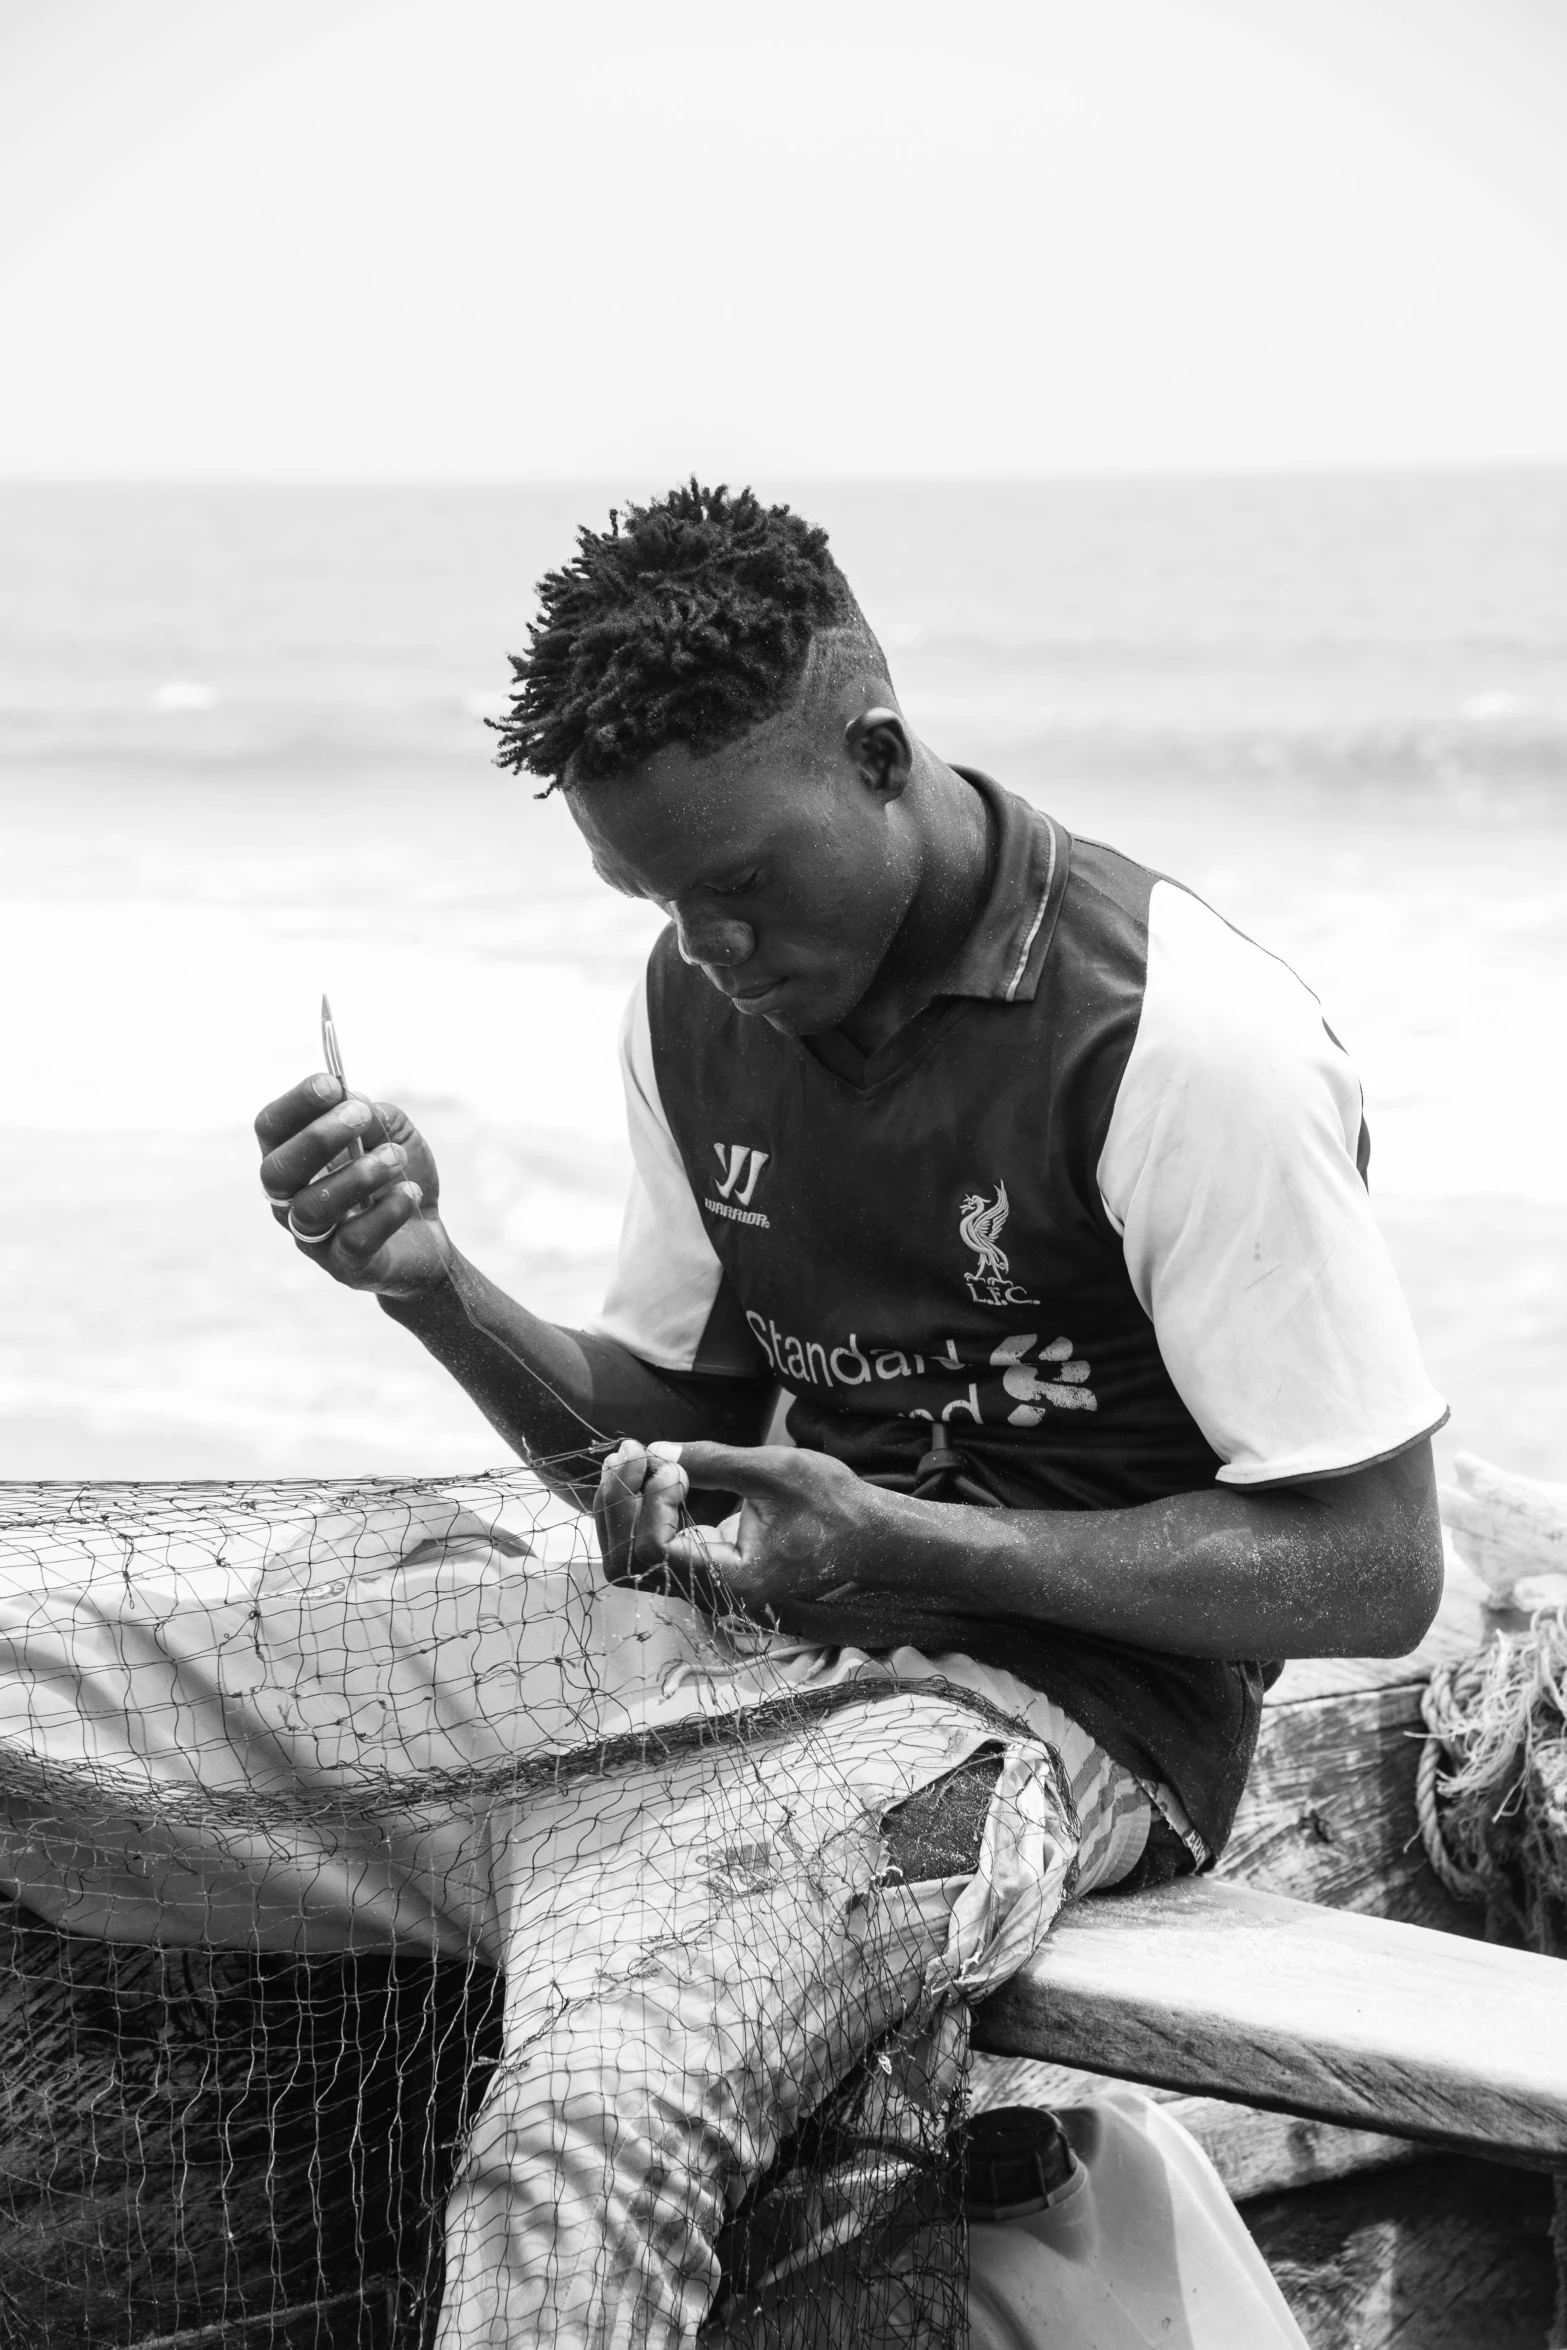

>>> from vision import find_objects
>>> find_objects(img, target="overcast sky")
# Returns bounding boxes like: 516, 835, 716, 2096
3, 0, 1565, 479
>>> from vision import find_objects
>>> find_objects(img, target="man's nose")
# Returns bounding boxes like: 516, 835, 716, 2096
672, 909, 757, 970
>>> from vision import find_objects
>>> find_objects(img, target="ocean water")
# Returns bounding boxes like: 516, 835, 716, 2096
2, 475, 1566, 1480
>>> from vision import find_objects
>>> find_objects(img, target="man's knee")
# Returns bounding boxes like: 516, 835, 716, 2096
881, 1744, 1006, 1882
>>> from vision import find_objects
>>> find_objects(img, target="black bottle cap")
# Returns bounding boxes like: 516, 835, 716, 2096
959, 2105, 1077, 2221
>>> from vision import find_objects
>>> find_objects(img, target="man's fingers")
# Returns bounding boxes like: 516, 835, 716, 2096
600, 1460, 689, 1579
593, 1446, 701, 1588
300, 1180, 424, 1271
259, 1097, 384, 1202
283, 1142, 410, 1232
593, 1444, 651, 1579
663, 1526, 745, 1588
370, 1100, 424, 1151
674, 1441, 805, 1497
629, 1460, 690, 1571
254, 1073, 343, 1150
608, 1441, 654, 1479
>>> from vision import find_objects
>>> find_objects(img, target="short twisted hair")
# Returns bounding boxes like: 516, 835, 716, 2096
489, 482, 876, 790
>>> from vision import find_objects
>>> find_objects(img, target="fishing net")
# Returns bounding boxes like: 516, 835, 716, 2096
0, 1463, 1091, 2349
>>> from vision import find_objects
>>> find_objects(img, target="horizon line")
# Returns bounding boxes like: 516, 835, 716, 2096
3, 456, 1567, 493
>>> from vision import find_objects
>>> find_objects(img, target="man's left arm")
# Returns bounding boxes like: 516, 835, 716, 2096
593, 1433, 1443, 1660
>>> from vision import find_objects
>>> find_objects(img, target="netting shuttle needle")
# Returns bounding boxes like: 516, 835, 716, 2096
321, 993, 365, 1160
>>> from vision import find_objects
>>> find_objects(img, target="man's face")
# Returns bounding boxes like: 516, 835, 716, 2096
565, 707, 919, 1037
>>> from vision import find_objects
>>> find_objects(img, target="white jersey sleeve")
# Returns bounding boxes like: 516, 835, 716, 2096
1096, 881, 1446, 1487
586, 973, 763, 1377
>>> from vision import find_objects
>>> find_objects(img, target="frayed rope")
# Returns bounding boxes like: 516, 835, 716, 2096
1417, 1610, 1567, 1903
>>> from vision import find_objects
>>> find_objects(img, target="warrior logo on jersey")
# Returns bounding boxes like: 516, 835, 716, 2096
705, 1143, 772, 1229
959, 1181, 1039, 1305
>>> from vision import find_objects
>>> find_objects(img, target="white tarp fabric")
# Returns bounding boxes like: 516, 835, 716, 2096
0, 1481, 1133, 2346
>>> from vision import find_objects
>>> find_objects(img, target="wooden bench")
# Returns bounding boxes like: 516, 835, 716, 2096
971, 1569, 1567, 2340
970, 1876, 1567, 2170
975, 1569, 1567, 2175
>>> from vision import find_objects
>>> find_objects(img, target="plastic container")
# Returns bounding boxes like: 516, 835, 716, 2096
964, 2090, 1309, 2348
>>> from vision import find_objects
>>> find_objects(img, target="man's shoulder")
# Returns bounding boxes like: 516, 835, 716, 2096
1100, 873, 1363, 1185
1058, 834, 1202, 958
1138, 874, 1333, 1071
1040, 843, 1353, 1169
1038, 832, 1163, 1034
1062, 830, 1161, 905
1058, 842, 1316, 1026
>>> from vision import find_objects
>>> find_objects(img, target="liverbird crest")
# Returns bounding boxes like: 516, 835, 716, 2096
958, 1181, 1012, 1281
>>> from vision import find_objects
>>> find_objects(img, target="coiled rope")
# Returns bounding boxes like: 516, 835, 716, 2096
1417, 1613, 1567, 1904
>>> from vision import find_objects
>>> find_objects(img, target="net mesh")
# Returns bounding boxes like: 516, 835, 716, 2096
0, 1465, 1071, 2349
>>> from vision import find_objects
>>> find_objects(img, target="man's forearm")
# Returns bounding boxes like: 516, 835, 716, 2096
699, 1438, 1445, 1662
835, 1442, 1444, 1661
379, 1250, 774, 1490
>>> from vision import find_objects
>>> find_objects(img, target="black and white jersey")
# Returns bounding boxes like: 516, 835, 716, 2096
589, 772, 1445, 1849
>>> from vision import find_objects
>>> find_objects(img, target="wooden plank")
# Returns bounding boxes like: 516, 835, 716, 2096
1161, 2097, 1420, 2203
969, 1879, 1567, 2166
1241, 2156, 1557, 2350
1219, 1679, 1477, 1932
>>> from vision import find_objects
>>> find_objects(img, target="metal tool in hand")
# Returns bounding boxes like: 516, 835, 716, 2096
289, 995, 365, 1243
320, 994, 364, 1161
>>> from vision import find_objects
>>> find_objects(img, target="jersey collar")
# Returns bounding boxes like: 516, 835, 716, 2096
937, 769, 1073, 1004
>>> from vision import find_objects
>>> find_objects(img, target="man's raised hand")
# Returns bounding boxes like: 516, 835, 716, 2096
255, 1074, 451, 1298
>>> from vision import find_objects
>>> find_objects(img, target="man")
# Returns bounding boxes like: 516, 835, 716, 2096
236, 480, 1451, 2340
259, 479, 1445, 1872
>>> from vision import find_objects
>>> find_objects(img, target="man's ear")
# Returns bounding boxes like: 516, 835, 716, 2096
844, 706, 913, 801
